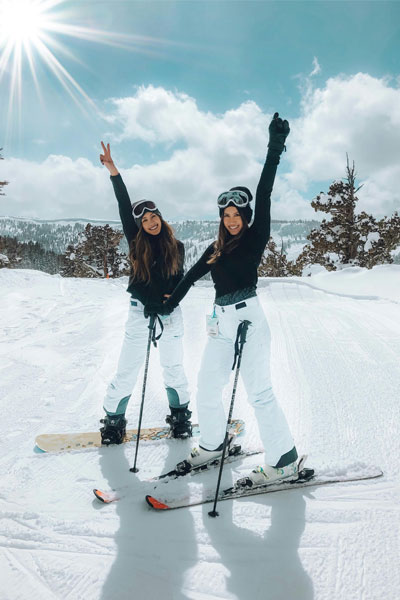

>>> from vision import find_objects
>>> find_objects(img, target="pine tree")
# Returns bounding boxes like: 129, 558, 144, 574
296, 157, 400, 272
62, 244, 94, 277
0, 235, 63, 273
258, 238, 302, 277
0, 236, 21, 267
0, 253, 9, 267
62, 224, 129, 278
0, 149, 8, 195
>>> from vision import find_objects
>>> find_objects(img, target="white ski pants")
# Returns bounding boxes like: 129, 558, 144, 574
197, 296, 295, 466
103, 299, 190, 415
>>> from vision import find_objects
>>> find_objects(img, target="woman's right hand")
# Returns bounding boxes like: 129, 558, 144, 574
100, 141, 119, 176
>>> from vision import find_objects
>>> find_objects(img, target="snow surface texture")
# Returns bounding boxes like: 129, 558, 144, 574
0, 266, 399, 600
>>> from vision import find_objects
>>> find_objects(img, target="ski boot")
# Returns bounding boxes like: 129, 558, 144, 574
236, 460, 298, 489
99, 414, 127, 445
187, 435, 235, 468
165, 406, 193, 439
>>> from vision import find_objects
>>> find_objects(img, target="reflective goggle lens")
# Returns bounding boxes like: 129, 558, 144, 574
132, 200, 158, 219
217, 190, 249, 208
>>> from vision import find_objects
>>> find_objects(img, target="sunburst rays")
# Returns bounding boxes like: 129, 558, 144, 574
0, 0, 178, 139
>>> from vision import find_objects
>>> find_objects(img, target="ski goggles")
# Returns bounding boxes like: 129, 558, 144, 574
132, 200, 158, 219
217, 190, 250, 209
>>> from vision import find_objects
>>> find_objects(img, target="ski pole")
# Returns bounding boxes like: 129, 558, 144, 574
208, 319, 250, 517
130, 313, 156, 473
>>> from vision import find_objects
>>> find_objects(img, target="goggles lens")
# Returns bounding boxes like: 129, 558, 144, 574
217, 190, 250, 208
132, 200, 158, 219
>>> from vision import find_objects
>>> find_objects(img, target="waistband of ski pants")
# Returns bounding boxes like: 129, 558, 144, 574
214, 294, 259, 313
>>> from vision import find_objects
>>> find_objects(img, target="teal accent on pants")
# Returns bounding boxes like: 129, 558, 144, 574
166, 387, 188, 409
105, 395, 130, 417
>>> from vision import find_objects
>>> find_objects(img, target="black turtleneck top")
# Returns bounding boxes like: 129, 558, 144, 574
111, 174, 185, 305
165, 150, 280, 310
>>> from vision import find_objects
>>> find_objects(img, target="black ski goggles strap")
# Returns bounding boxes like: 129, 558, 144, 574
232, 319, 251, 370
148, 314, 164, 347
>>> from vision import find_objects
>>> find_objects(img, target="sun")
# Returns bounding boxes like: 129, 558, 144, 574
0, 0, 48, 45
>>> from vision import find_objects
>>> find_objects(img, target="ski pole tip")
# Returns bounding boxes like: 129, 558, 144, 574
208, 510, 219, 518
130, 467, 139, 473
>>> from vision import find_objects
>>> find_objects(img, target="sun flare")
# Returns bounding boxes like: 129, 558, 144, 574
0, 0, 172, 135
0, 0, 48, 45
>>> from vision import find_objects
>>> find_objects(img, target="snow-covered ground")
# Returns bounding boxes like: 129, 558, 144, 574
1, 266, 399, 600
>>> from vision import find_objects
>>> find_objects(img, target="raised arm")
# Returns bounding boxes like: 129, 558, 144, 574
251, 113, 290, 249
100, 141, 138, 244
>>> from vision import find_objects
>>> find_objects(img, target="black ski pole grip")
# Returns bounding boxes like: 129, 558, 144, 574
239, 320, 250, 344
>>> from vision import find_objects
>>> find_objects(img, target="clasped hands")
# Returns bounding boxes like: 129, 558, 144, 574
144, 298, 173, 318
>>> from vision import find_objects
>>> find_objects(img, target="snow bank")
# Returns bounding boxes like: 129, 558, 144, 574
307, 264, 400, 303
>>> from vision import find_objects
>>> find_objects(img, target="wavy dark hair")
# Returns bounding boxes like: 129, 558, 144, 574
129, 218, 181, 284
207, 210, 249, 265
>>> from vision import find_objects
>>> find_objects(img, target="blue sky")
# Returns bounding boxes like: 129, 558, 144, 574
1, 0, 400, 221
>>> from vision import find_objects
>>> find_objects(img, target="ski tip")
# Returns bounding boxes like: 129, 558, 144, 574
145, 495, 170, 510
93, 489, 115, 504
34, 444, 46, 453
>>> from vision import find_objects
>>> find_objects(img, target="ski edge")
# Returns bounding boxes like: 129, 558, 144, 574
145, 468, 384, 511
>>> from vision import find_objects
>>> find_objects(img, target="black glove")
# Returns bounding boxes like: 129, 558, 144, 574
143, 302, 172, 318
268, 112, 290, 155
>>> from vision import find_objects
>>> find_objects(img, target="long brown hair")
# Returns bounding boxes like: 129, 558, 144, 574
129, 219, 181, 284
207, 215, 249, 265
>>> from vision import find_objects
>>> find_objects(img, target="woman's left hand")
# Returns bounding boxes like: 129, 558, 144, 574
268, 112, 290, 155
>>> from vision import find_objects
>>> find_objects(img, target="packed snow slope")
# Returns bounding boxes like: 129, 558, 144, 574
1, 266, 399, 600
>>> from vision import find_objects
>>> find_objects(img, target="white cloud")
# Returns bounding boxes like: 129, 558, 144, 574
1, 76, 400, 222
286, 72, 400, 216
0, 155, 117, 221
310, 57, 321, 77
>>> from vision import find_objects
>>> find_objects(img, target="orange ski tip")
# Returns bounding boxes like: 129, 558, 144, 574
93, 489, 112, 503
146, 495, 169, 510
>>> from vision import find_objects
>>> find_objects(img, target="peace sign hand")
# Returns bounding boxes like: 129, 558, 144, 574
100, 141, 119, 176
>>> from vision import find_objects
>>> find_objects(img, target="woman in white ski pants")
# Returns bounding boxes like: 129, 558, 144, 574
99, 141, 191, 444
197, 297, 293, 466
103, 300, 189, 415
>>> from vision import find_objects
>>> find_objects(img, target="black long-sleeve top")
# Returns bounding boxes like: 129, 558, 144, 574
111, 174, 185, 305
166, 151, 280, 309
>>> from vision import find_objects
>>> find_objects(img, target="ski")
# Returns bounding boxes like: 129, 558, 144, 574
35, 419, 245, 453
145, 460, 383, 511
149, 444, 262, 482
92, 446, 262, 504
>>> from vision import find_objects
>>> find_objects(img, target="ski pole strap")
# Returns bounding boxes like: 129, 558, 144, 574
232, 319, 251, 370
148, 314, 163, 347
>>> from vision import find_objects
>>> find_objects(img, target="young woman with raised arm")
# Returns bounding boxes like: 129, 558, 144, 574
145, 114, 298, 485
98, 142, 191, 444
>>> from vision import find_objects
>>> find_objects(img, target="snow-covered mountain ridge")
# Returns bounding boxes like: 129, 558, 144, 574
0, 215, 320, 259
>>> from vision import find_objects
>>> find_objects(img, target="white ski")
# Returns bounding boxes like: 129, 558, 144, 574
145, 460, 383, 511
